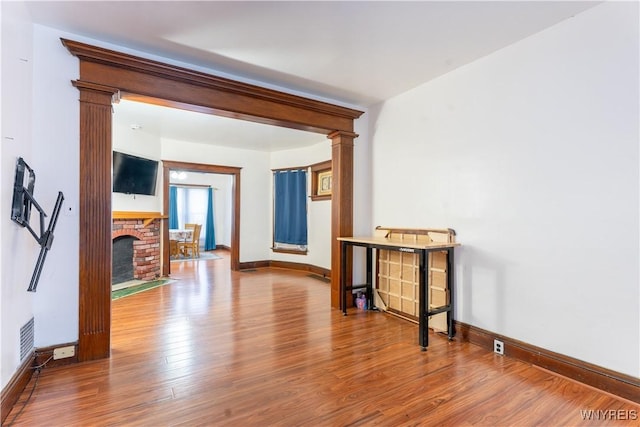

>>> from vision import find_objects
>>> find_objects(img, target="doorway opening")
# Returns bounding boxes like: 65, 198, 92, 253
163, 161, 241, 274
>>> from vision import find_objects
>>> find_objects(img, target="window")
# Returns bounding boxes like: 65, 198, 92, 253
273, 169, 308, 254
175, 186, 209, 247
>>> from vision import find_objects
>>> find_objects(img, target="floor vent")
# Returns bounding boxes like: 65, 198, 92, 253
241, 269, 257, 273
20, 317, 35, 361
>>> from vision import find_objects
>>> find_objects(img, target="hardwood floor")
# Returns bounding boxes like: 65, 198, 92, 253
6, 251, 639, 426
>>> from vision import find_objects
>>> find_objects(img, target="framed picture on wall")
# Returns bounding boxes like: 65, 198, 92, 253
317, 170, 332, 196
310, 160, 331, 201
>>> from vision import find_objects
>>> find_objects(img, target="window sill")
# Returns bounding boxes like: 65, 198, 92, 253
271, 248, 308, 255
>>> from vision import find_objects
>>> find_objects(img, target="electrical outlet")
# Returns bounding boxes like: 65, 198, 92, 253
53, 345, 75, 360
493, 339, 504, 355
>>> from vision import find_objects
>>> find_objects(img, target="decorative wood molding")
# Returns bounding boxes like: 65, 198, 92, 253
239, 260, 271, 270
112, 211, 167, 227
238, 260, 331, 278
1, 353, 35, 425
61, 39, 363, 133
113, 211, 163, 218
164, 160, 242, 175
270, 261, 331, 278
455, 321, 640, 404
71, 80, 120, 103
63, 38, 361, 118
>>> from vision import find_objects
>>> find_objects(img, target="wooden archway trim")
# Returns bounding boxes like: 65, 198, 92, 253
62, 39, 362, 134
162, 161, 241, 273
63, 38, 363, 362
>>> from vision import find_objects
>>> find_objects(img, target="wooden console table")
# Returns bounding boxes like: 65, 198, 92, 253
338, 231, 460, 350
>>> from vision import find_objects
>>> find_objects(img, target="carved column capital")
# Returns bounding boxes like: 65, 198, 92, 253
72, 80, 120, 105
328, 130, 359, 146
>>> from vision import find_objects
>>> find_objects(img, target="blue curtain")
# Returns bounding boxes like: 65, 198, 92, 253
204, 187, 216, 251
274, 170, 307, 245
169, 186, 178, 229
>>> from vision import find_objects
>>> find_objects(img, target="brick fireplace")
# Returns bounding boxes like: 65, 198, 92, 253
112, 216, 161, 284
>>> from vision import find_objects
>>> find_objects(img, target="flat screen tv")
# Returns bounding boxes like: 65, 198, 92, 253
112, 151, 159, 196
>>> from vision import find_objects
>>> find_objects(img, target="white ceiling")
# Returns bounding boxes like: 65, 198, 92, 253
25, 0, 599, 151
114, 99, 327, 151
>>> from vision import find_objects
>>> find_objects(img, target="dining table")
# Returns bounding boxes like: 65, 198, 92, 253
169, 229, 194, 258
169, 229, 193, 242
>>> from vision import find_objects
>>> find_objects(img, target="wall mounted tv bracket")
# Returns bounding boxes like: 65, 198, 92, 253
11, 157, 64, 292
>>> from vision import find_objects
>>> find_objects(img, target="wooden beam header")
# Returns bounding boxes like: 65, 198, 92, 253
61, 38, 364, 133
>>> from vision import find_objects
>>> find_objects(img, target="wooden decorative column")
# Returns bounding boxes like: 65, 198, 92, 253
72, 81, 119, 361
329, 131, 357, 309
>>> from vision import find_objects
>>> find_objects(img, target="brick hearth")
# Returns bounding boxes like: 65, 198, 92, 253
112, 218, 161, 282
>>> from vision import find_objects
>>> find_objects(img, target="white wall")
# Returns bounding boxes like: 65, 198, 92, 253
352, 111, 372, 284
162, 138, 272, 262
30, 24, 81, 352
370, 2, 639, 376
271, 141, 332, 270
112, 121, 163, 212
1, 0, 37, 389
2, 14, 86, 389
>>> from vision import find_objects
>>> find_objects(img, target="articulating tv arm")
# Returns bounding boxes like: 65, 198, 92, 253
11, 157, 65, 292
25, 191, 64, 292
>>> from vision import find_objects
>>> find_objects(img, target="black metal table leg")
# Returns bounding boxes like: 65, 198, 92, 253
418, 249, 429, 351
447, 247, 455, 340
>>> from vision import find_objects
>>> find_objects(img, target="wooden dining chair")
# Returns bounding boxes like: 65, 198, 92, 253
178, 224, 202, 258
169, 239, 180, 258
